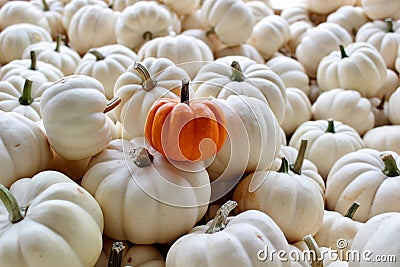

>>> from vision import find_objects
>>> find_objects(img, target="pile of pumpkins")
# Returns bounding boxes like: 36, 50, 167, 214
0, 0, 399, 266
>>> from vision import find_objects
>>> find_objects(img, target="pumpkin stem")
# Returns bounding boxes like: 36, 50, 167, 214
206, 200, 237, 234
380, 152, 400, 177
107, 241, 125, 267
339, 45, 348, 59
377, 94, 386, 110
143, 31, 153, 41
54, 34, 62, 52
290, 139, 307, 175
325, 119, 335, 133
230, 61, 246, 82
104, 96, 121, 113
344, 201, 360, 219
62, 35, 70, 48
89, 50, 105, 61
19, 79, 34, 105
42, 0, 49, 11
134, 62, 157, 91
386, 18, 394, 33
29, 50, 38, 71
278, 157, 289, 174
303, 234, 323, 267
206, 27, 215, 36
181, 79, 190, 105
0, 183, 23, 224
129, 147, 154, 168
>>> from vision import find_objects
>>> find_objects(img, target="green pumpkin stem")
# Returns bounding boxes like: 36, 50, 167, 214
55, 34, 62, 52
278, 157, 289, 174
230, 61, 246, 82
386, 18, 394, 33
303, 234, 323, 267
344, 201, 360, 219
381, 152, 400, 177
134, 62, 157, 91
206, 200, 237, 234
181, 79, 190, 105
325, 119, 335, 133
29, 51, 38, 71
290, 139, 308, 175
42, 0, 49, 11
339, 45, 348, 59
104, 96, 121, 113
107, 241, 125, 267
130, 147, 154, 168
89, 50, 105, 61
19, 79, 34, 105
0, 184, 23, 223
142, 31, 153, 41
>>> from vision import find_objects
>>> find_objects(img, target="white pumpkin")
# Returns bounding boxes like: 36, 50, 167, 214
31, 0, 66, 39
22, 36, 82, 77
311, 88, 375, 135
181, 29, 226, 53
326, 148, 400, 222
289, 119, 364, 179
280, 5, 311, 25
0, 170, 104, 267
138, 34, 214, 79
193, 56, 287, 124
67, 5, 119, 56
0, 23, 52, 65
81, 137, 211, 244
361, 0, 400, 20
295, 22, 353, 78
326, 5, 369, 39
355, 18, 400, 69
0, 111, 53, 187
387, 86, 400, 124
215, 44, 265, 64
285, 20, 314, 54
369, 96, 390, 127
375, 68, 400, 99
281, 87, 312, 137
0, 76, 50, 121
247, 15, 291, 60
363, 125, 400, 154
115, 1, 173, 52
306, 0, 356, 15
316, 42, 387, 98
233, 141, 325, 243
181, 9, 207, 31
62, 0, 108, 30
40, 75, 113, 160
161, 0, 200, 16
200, 0, 255, 46
166, 201, 292, 267
396, 44, 400, 73
74, 44, 138, 100
266, 54, 310, 95
244, 0, 274, 24
113, 57, 189, 139
349, 212, 400, 267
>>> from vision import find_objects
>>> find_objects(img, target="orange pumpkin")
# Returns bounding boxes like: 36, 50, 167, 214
145, 80, 227, 162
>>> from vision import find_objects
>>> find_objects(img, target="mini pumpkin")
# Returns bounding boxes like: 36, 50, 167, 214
387, 86, 400, 124
363, 125, 400, 154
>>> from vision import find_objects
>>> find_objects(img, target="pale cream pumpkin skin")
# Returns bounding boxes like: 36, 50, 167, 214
200, 0, 255, 47
74, 44, 138, 100
286, 20, 314, 54
363, 125, 400, 154
326, 5, 369, 39
375, 68, 400, 99
0, 23, 53, 65
81, 137, 211, 244
166, 207, 292, 267
30, 0, 66, 39
181, 29, 226, 53
40, 75, 112, 161
138, 34, 214, 79
215, 44, 265, 64
326, 148, 400, 222
161, 0, 200, 16
62, 0, 109, 31
115, 1, 173, 52
349, 212, 400, 267
204, 95, 281, 185
233, 143, 325, 243
113, 57, 189, 139
311, 88, 375, 135
68, 5, 119, 56
289, 120, 364, 179
280, 5, 311, 25
369, 96, 390, 127
22, 38, 82, 77
0, 111, 53, 187
244, 0, 274, 24
361, 0, 400, 20
317, 43, 387, 98
296, 22, 353, 78
0, 171, 104, 267
387, 87, 400, 124
306, 0, 356, 15
355, 19, 400, 69
281, 87, 312, 136
247, 15, 290, 60
193, 56, 287, 124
